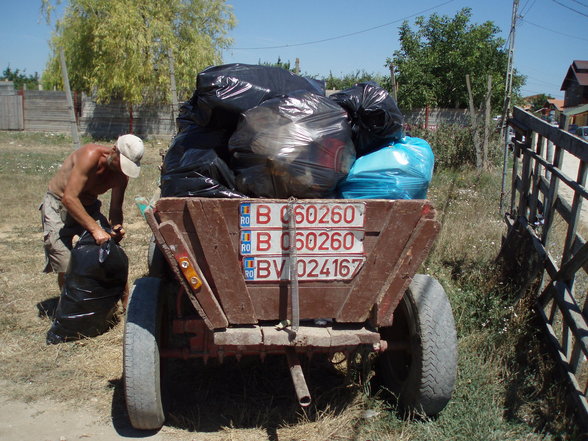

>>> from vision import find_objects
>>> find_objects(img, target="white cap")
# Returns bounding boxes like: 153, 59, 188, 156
116, 134, 144, 178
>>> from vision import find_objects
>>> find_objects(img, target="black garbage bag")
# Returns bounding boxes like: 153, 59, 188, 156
163, 122, 233, 174
161, 116, 243, 197
228, 90, 356, 198
190, 63, 326, 131
330, 82, 404, 156
161, 169, 246, 198
46, 232, 128, 344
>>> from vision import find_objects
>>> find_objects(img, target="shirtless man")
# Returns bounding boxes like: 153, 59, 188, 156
40, 134, 145, 289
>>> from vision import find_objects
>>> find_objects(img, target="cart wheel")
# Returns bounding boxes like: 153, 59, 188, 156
375, 274, 457, 417
124, 277, 165, 430
147, 234, 166, 278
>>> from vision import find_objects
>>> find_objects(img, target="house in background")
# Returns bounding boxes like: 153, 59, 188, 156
560, 60, 588, 127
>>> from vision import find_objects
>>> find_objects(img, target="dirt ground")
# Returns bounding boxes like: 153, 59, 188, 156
0, 132, 584, 441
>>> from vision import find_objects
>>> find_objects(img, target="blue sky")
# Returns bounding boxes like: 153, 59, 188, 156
1, 0, 587, 100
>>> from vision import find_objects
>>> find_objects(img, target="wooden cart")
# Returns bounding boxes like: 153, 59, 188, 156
123, 197, 457, 430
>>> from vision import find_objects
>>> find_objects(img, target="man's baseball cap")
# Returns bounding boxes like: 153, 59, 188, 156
116, 134, 144, 178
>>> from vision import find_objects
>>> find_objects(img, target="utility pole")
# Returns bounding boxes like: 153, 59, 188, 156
167, 47, 179, 129
389, 62, 398, 102
499, 0, 519, 213
59, 48, 80, 150
500, 0, 519, 139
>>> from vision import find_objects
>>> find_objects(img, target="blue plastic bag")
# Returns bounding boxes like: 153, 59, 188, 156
337, 136, 434, 199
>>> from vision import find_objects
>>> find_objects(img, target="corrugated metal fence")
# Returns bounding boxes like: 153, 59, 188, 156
0, 90, 472, 138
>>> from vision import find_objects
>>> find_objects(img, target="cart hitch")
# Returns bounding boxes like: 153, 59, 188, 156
286, 348, 311, 407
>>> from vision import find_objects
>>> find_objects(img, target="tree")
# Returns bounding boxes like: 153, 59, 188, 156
527, 93, 554, 112
258, 57, 294, 72
389, 8, 525, 110
41, 0, 235, 105
1, 67, 40, 90
323, 70, 386, 91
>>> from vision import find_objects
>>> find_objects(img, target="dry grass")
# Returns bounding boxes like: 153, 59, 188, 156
0, 131, 580, 440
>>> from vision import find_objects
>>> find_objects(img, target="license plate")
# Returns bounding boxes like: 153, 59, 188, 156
240, 229, 365, 255
243, 255, 366, 281
239, 202, 365, 229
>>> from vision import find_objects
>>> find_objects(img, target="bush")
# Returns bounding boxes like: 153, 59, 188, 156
408, 124, 503, 169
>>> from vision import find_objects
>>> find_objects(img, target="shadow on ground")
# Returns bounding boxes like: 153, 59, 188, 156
110, 354, 360, 437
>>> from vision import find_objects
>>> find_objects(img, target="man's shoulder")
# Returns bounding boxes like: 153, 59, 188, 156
80, 143, 110, 153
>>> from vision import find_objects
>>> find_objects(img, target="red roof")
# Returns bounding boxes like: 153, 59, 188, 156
548, 99, 564, 110
561, 60, 588, 90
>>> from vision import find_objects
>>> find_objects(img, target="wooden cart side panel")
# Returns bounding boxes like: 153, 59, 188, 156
158, 220, 229, 329
186, 199, 257, 324
336, 200, 428, 322
375, 217, 441, 326
145, 209, 217, 329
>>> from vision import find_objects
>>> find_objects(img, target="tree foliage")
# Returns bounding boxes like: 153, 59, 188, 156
41, 0, 235, 104
389, 8, 525, 110
527, 93, 554, 111
258, 57, 294, 72
1, 67, 40, 90
323, 70, 386, 91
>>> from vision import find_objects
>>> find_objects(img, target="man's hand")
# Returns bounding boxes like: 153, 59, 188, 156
110, 224, 126, 243
92, 228, 112, 245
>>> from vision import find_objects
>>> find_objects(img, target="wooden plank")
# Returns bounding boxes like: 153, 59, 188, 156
551, 282, 588, 366
563, 161, 587, 262
537, 305, 588, 422
262, 326, 332, 346
186, 199, 257, 324
337, 200, 429, 322
375, 217, 441, 326
213, 326, 263, 346
158, 220, 228, 329
0, 95, 23, 130
247, 285, 350, 320
529, 133, 544, 223
518, 138, 534, 218
145, 208, 216, 330
513, 107, 588, 162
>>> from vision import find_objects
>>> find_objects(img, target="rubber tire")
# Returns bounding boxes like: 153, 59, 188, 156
147, 234, 166, 278
123, 277, 165, 430
375, 274, 457, 417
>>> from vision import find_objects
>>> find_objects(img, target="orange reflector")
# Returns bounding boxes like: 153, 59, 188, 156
176, 255, 202, 290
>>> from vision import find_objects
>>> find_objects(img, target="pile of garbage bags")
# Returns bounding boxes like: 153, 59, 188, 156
162, 63, 434, 200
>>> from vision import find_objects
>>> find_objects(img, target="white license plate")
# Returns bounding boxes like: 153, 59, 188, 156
240, 229, 365, 255
243, 255, 366, 281
239, 202, 365, 229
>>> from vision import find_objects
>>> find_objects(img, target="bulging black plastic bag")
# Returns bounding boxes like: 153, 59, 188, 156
161, 113, 243, 197
228, 90, 356, 198
330, 82, 404, 156
160, 170, 246, 198
190, 63, 326, 131
46, 232, 128, 344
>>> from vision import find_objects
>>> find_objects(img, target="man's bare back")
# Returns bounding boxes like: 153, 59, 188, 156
48, 144, 127, 205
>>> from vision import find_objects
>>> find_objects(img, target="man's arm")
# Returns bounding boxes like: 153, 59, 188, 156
61, 149, 111, 245
109, 180, 128, 242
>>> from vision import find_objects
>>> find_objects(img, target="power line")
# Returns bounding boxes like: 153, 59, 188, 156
229, 0, 456, 50
519, 0, 537, 17
551, 0, 588, 18
520, 17, 588, 41
569, 0, 588, 8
